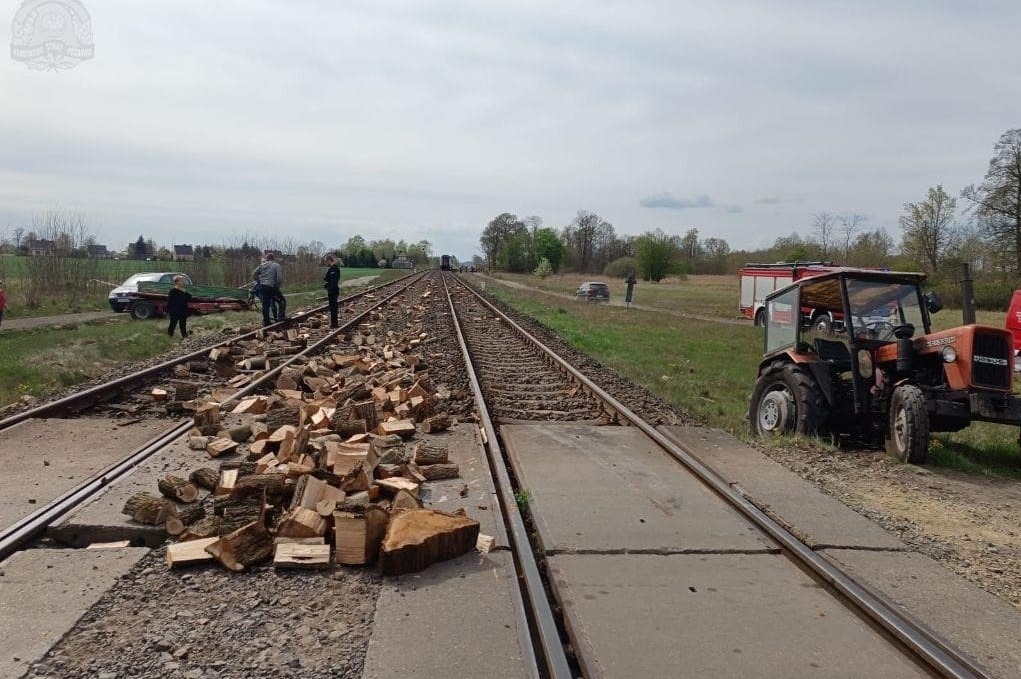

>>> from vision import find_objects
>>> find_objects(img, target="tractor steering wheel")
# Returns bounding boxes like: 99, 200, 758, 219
864, 320, 896, 341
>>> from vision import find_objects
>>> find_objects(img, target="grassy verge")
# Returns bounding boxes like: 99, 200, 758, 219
0, 311, 256, 407
484, 284, 760, 434
482, 275, 1021, 477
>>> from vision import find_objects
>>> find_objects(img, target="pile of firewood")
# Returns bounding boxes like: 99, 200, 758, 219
124, 308, 483, 575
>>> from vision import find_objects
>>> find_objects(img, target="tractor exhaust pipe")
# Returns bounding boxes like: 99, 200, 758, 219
960, 263, 976, 325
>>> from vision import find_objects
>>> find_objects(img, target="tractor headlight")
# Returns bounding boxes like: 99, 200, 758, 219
941, 346, 957, 363
857, 350, 874, 379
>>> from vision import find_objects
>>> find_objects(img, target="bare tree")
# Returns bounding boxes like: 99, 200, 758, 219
812, 212, 836, 259
838, 213, 866, 262
962, 128, 1021, 273
899, 185, 958, 273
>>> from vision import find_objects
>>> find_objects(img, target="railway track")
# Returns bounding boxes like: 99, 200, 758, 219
0, 270, 1011, 678
442, 272, 993, 679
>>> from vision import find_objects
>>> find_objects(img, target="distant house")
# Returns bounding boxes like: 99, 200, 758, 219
263, 249, 296, 263
173, 244, 195, 261
27, 239, 56, 256
88, 244, 111, 258
392, 253, 414, 269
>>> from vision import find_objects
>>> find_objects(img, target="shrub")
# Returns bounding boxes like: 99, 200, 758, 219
603, 257, 638, 279
533, 257, 553, 279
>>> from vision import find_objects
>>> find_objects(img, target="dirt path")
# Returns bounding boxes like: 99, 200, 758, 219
1, 310, 125, 332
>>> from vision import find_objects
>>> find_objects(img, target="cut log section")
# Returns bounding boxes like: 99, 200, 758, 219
206, 437, 239, 458
379, 509, 480, 576
189, 467, 219, 492
412, 443, 449, 466
334, 511, 368, 565
122, 493, 177, 525
276, 507, 328, 539
165, 504, 206, 536
419, 463, 460, 482
204, 521, 273, 572
375, 419, 416, 439
421, 414, 451, 434
157, 475, 199, 503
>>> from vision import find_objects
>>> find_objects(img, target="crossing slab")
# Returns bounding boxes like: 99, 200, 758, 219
660, 426, 905, 550
501, 424, 773, 554
548, 552, 929, 679
0, 417, 169, 531
0, 546, 148, 679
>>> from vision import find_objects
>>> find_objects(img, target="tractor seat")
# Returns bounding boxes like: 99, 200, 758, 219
814, 338, 852, 371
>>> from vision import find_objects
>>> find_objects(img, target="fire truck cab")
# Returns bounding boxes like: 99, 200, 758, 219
739, 262, 837, 330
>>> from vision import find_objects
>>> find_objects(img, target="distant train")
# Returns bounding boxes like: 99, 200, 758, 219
440, 254, 453, 271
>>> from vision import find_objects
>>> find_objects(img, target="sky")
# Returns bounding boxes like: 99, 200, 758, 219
2, 0, 1020, 261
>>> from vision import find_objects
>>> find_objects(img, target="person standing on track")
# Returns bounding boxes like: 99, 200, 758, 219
323, 254, 341, 328
166, 275, 192, 339
0, 279, 7, 331
253, 252, 286, 326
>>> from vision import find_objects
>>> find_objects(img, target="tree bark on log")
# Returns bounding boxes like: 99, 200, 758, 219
179, 515, 223, 541
412, 443, 449, 465
334, 419, 367, 438
421, 414, 451, 434
229, 473, 288, 501
419, 463, 460, 481
193, 403, 221, 436
379, 509, 480, 575
189, 467, 219, 492
364, 505, 389, 564
157, 475, 199, 503
276, 507, 328, 538
349, 400, 379, 432
122, 493, 177, 525
165, 504, 206, 536
205, 521, 273, 572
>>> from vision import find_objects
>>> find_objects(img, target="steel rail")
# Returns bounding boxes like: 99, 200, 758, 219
0, 273, 427, 563
0, 274, 419, 432
451, 274, 992, 679
442, 276, 571, 679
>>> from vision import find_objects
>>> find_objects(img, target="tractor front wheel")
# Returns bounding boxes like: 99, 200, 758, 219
885, 384, 929, 464
749, 362, 827, 437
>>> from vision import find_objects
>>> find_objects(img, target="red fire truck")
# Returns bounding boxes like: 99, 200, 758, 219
739, 262, 839, 330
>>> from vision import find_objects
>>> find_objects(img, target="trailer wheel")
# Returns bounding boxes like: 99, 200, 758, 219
812, 313, 833, 336
749, 361, 827, 437
885, 384, 929, 464
130, 301, 156, 321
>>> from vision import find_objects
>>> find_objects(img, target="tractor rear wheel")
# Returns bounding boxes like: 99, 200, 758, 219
749, 362, 827, 437
885, 384, 929, 464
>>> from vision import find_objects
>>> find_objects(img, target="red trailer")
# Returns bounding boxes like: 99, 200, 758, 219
126, 283, 252, 320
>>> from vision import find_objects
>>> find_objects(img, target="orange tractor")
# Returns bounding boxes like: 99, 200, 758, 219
749, 269, 1021, 463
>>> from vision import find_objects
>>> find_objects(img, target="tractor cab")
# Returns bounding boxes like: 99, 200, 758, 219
751, 269, 1021, 464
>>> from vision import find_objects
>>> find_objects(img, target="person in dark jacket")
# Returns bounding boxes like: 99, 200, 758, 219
167, 275, 192, 339
253, 252, 286, 326
323, 254, 341, 328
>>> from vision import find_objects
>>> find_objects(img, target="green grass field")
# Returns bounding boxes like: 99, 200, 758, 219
0, 269, 400, 409
480, 273, 1021, 477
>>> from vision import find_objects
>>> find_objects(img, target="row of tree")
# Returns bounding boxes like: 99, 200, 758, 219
479, 128, 1021, 293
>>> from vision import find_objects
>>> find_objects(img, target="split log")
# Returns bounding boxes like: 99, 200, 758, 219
333, 511, 368, 565
157, 475, 199, 503
265, 405, 300, 431
334, 419, 367, 438
122, 493, 177, 525
205, 521, 273, 572
290, 475, 345, 513
403, 462, 427, 484
391, 488, 421, 512
339, 462, 372, 493
364, 505, 389, 564
375, 477, 420, 497
216, 468, 238, 496
193, 403, 221, 436
206, 437, 239, 458
349, 400, 379, 432
378, 509, 480, 576
171, 380, 201, 401
229, 473, 288, 501
419, 463, 460, 482
375, 419, 416, 439
231, 396, 268, 415
151, 388, 168, 401
189, 467, 219, 492
413, 443, 449, 466
276, 507, 328, 538
165, 504, 206, 536
167, 537, 218, 568
179, 516, 223, 541
421, 414, 451, 434
273, 539, 331, 570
